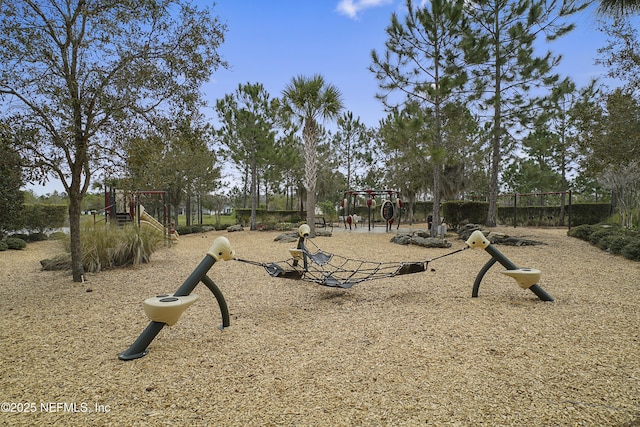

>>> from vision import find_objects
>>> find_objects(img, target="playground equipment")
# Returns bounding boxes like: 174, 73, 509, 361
465, 230, 553, 301
119, 227, 553, 359
104, 188, 178, 243
238, 225, 553, 301
118, 236, 234, 361
342, 189, 402, 231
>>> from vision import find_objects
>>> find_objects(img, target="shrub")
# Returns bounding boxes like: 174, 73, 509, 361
8, 233, 29, 241
622, 241, 640, 261
23, 204, 67, 233
442, 201, 488, 229
607, 235, 632, 254
0, 241, 7, 251
6, 237, 27, 250
27, 232, 49, 242
567, 223, 640, 262
49, 231, 67, 240
177, 225, 193, 235
588, 228, 613, 249
567, 224, 596, 240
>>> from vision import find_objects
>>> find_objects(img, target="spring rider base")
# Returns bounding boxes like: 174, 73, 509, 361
118, 236, 235, 361
465, 230, 554, 302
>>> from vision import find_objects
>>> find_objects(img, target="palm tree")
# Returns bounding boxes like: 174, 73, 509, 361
282, 74, 344, 236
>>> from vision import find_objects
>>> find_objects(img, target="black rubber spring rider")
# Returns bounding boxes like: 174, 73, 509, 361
119, 236, 235, 361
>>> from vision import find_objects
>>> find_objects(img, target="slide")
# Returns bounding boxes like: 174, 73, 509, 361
139, 205, 179, 241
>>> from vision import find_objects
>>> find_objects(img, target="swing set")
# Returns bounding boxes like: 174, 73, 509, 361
341, 189, 403, 231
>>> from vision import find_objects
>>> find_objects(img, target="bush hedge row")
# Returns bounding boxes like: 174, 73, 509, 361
442, 201, 611, 229
567, 224, 640, 261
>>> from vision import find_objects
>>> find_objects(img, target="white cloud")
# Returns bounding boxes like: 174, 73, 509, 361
335, 0, 393, 19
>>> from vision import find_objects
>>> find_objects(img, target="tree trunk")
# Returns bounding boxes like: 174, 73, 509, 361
431, 167, 442, 237
303, 120, 318, 237
487, 139, 500, 227
487, 8, 501, 228
68, 191, 84, 282
306, 184, 316, 236
250, 158, 257, 231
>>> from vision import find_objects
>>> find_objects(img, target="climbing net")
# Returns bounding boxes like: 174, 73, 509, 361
236, 237, 466, 289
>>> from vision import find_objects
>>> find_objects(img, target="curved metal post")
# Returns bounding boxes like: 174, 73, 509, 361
472, 257, 498, 298
201, 274, 231, 329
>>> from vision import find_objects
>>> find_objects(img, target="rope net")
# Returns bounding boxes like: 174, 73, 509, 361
235, 238, 463, 289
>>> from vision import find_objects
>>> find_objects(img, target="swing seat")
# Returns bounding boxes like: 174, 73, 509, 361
501, 268, 541, 289
143, 294, 199, 326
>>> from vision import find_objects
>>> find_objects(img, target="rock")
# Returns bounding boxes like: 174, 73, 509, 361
486, 232, 506, 243
414, 230, 431, 238
226, 224, 243, 232
457, 224, 483, 240
274, 232, 298, 243
410, 236, 452, 248
457, 227, 544, 246
391, 233, 452, 248
390, 234, 412, 245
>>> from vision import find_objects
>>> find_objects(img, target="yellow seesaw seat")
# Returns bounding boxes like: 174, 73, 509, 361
143, 294, 199, 326
501, 268, 542, 289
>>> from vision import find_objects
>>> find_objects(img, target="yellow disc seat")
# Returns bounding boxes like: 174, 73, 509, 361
143, 294, 199, 326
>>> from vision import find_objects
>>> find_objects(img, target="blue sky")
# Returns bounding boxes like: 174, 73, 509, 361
205, 0, 613, 128
27, 0, 618, 195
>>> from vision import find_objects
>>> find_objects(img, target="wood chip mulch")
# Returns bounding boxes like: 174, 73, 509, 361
1, 225, 639, 426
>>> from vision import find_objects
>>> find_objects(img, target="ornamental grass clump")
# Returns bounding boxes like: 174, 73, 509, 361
65, 222, 163, 273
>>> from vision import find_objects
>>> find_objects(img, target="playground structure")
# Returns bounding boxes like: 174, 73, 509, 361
240, 225, 553, 299
119, 225, 552, 360
341, 189, 402, 231
465, 230, 553, 301
119, 236, 234, 360
103, 188, 178, 243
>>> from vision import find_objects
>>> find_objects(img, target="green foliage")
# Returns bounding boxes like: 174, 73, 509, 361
570, 203, 612, 226
49, 231, 67, 240
412, 201, 435, 222
442, 201, 488, 229
6, 232, 47, 242
621, 240, 640, 261
23, 204, 68, 233
567, 224, 640, 261
0, 128, 25, 235
606, 234, 633, 255
235, 209, 302, 227
282, 74, 344, 233
64, 223, 163, 273
0, 240, 7, 251
495, 202, 611, 227
567, 224, 596, 240
588, 228, 614, 249
5, 237, 27, 250
176, 224, 220, 235
317, 201, 337, 221
1, 1, 227, 282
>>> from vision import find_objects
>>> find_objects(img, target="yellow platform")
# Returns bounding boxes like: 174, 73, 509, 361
501, 268, 541, 289
143, 294, 199, 326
